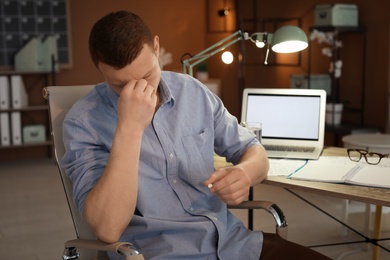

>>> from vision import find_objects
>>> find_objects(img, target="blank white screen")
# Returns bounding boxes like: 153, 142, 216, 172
246, 94, 321, 140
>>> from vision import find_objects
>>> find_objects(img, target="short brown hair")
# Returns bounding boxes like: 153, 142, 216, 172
89, 11, 154, 69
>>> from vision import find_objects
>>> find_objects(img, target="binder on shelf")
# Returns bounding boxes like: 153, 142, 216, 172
10, 75, 28, 108
0, 76, 10, 109
0, 112, 10, 146
11, 111, 22, 145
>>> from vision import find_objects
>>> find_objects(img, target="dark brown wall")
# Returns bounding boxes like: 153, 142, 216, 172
1, 0, 206, 160
207, 0, 390, 135
56, 0, 206, 85
58, 0, 390, 134
3, 0, 389, 160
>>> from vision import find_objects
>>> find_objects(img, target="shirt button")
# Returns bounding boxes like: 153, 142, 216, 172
172, 179, 177, 184
169, 153, 174, 158
189, 207, 194, 212
213, 217, 218, 221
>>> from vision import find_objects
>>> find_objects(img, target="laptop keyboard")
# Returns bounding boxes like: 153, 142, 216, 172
264, 145, 315, 153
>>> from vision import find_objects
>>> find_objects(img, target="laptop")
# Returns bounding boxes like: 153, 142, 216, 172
241, 88, 327, 160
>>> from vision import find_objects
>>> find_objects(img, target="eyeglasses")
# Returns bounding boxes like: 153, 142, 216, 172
347, 148, 389, 165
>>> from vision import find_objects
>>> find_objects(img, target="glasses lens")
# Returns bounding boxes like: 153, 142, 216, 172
366, 153, 381, 165
348, 150, 361, 162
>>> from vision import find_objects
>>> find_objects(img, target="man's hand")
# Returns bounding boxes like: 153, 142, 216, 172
117, 79, 157, 132
204, 166, 251, 205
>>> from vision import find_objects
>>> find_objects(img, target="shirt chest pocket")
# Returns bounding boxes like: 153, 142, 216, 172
181, 128, 214, 180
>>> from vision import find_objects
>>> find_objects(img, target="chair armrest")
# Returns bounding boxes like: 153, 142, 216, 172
63, 239, 144, 259
228, 201, 288, 239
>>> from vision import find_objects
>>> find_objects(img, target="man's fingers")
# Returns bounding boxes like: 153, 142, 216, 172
205, 166, 251, 205
224, 193, 249, 205
204, 168, 227, 189
132, 79, 147, 90
146, 84, 157, 97
214, 176, 242, 195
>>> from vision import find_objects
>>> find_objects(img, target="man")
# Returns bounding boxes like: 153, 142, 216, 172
61, 11, 330, 259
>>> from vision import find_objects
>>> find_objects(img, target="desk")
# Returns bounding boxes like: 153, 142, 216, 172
214, 147, 390, 259
341, 134, 390, 259
267, 147, 390, 260
267, 146, 390, 206
215, 147, 390, 207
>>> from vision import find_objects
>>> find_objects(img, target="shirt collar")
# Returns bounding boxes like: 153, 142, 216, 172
105, 84, 120, 112
159, 76, 175, 107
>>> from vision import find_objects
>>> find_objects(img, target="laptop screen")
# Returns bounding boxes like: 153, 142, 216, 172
245, 93, 322, 141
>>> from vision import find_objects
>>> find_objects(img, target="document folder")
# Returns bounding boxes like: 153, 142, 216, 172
0, 112, 11, 146
11, 111, 22, 145
0, 76, 10, 109
10, 75, 28, 108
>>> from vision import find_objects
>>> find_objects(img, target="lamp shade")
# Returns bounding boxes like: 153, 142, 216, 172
271, 25, 308, 53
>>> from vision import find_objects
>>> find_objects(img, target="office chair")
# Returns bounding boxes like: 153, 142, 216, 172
43, 85, 288, 260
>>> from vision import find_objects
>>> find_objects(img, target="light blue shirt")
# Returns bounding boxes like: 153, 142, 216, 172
61, 71, 263, 259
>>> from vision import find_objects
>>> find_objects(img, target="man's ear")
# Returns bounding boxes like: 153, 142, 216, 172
154, 36, 160, 57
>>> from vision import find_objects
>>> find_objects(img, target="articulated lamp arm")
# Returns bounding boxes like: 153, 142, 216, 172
181, 26, 308, 76
182, 30, 244, 76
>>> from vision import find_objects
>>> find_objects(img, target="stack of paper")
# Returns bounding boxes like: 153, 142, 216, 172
289, 156, 390, 189
268, 159, 307, 176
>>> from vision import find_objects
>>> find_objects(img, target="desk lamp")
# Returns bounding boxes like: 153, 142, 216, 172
182, 25, 308, 76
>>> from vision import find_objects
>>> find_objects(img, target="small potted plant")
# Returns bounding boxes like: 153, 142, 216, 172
196, 62, 208, 81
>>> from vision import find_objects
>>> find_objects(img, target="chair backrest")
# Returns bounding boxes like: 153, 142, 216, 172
44, 85, 95, 240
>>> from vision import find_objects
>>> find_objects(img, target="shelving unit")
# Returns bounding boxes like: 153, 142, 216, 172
307, 26, 379, 145
308, 26, 366, 118
0, 70, 54, 159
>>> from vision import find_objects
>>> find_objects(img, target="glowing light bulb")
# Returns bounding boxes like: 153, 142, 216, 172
255, 41, 265, 48
221, 51, 234, 64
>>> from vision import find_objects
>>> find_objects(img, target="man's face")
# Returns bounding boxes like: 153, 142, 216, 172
98, 37, 161, 96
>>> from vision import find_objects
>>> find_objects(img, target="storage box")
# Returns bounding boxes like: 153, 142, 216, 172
23, 125, 46, 144
315, 4, 358, 27
290, 74, 331, 95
